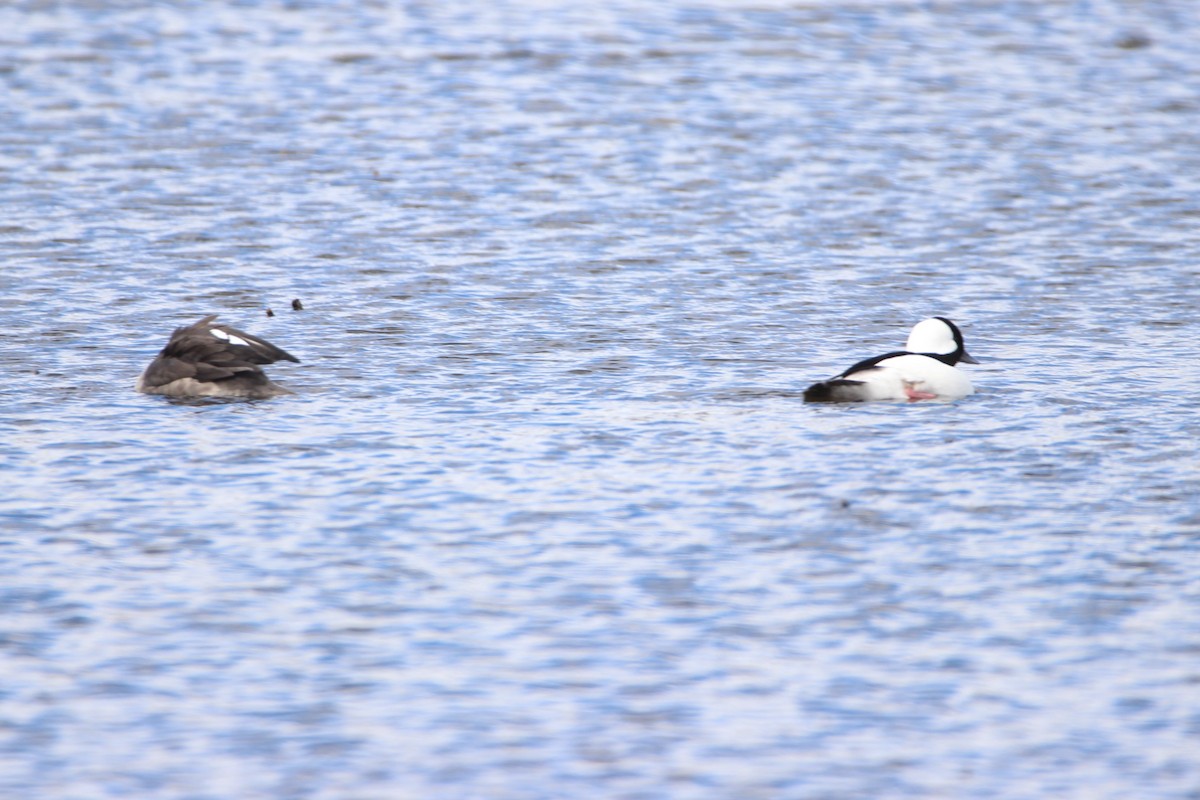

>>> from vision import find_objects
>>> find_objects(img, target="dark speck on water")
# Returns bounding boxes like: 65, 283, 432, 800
2, 1, 1199, 799
1114, 31, 1153, 49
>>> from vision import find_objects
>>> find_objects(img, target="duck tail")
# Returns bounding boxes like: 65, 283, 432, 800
803, 379, 867, 403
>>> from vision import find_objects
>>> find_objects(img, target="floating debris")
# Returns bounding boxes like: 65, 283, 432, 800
1114, 31, 1151, 49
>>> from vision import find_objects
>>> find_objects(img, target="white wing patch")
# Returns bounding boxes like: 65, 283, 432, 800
210, 329, 250, 346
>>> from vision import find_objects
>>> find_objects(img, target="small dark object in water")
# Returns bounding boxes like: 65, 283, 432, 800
266, 308, 275, 317
136, 314, 300, 399
292, 299, 304, 311
1114, 31, 1151, 49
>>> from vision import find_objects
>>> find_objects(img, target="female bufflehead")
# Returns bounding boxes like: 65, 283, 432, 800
803, 317, 978, 403
136, 314, 300, 399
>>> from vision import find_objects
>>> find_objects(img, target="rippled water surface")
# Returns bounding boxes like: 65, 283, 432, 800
3, 1, 1200, 798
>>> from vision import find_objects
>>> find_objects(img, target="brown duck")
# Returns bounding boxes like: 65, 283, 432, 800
136, 315, 300, 399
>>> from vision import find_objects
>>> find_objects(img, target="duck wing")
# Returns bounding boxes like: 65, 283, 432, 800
837, 350, 908, 378
142, 315, 300, 387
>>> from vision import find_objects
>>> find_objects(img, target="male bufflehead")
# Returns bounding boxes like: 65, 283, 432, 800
803, 317, 978, 403
136, 314, 300, 399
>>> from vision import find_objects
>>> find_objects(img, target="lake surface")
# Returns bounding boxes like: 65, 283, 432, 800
2, 1, 1199, 798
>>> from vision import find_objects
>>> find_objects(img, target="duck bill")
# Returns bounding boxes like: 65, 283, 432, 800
960, 350, 980, 364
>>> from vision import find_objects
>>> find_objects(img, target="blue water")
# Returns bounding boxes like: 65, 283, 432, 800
2, 1, 1199, 798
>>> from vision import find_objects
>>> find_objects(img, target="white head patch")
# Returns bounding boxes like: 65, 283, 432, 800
210, 329, 250, 346
905, 318, 956, 355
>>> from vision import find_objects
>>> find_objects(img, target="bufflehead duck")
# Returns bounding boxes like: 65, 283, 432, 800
136, 314, 300, 399
803, 317, 978, 403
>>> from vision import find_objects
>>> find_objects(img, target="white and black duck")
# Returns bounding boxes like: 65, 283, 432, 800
803, 317, 978, 403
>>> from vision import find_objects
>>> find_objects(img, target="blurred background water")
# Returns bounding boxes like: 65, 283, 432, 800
2, 1, 1199, 798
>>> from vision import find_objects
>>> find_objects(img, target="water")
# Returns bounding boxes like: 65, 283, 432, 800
2, 1, 1200, 797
